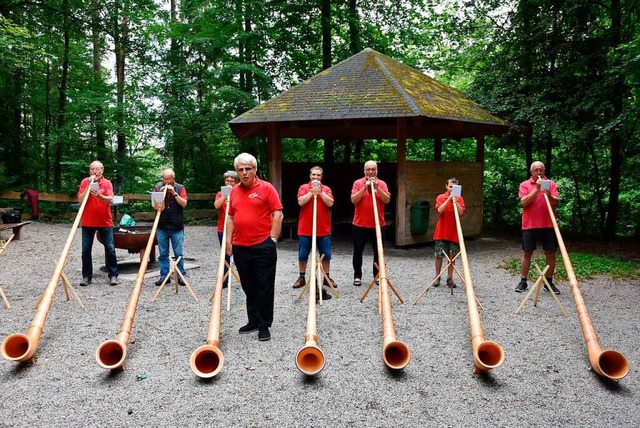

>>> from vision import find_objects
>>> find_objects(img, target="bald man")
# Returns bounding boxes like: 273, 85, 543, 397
77, 160, 118, 286
154, 168, 189, 286
350, 160, 391, 286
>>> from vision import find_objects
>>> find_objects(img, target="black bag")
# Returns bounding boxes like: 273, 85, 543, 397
1, 209, 21, 224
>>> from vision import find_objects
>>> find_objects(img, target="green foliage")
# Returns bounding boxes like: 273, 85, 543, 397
500, 253, 640, 282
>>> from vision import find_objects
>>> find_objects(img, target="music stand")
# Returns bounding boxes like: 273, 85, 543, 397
515, 263, 568, 316
151, 255, 199, 302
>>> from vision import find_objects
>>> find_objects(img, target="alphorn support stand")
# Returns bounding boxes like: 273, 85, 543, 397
0, 233, 14, 309
151, 255, 198, 302
515, 263, 568, 317
296, 254, 340, 301
208, 258, 240, 304
34, 259, 85, 310
359, 262, 404, 307
413, 251, 466, 304
0, 233, 14, 257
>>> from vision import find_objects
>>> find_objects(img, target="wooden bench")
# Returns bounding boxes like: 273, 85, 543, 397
0, 221, 32, 241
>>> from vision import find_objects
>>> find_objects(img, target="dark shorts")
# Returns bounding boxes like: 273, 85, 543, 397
522, 228, 556, 252
434, 240, 460, 258
298, 235, 332, 262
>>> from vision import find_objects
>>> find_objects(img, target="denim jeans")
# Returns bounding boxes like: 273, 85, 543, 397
157, 228, 186, 278
82, 227, 118, 279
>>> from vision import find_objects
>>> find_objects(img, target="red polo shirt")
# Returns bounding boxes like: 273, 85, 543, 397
519, 178, 559, 229
297, 183, 333, 237
352, 177, 389, 228
78, 177, 114, 227
228, 178, 282, 247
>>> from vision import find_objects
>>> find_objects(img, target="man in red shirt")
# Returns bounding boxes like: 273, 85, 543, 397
292, 166, 334, 301
515, 161, 560, 294
350, 160, 391, 286
226, 153, 283, 341
77, 160, 118, 286
214, 170, 238, 289
432, 178, 466, 288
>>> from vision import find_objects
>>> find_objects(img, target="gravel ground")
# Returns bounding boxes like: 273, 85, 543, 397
0, 222, 638, 427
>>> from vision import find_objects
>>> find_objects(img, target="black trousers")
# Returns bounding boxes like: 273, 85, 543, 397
233, 238, 277, 328
352, 225, 385, 280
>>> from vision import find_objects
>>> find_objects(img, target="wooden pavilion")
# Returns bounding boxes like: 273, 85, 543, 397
228, 48, 509, 246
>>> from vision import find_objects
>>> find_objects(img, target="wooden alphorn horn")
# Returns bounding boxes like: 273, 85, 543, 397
296, 189, 325, 375
189, 187, 231, 378
542, 193, 628, 380
95, 189, 166, 370
369, 179, 411, 369
1, 177, 95, 363
452, 201, 504, 374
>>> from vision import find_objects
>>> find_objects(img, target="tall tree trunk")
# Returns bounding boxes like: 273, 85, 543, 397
321, 0, 334, 162
348, 0, 360, 54
92, 0, 107, 160
243, 0, 253, 94
9, 69, 24, 186
55, 0, 71, 191
114, 0, 129, 192
604, 0, 623, 239
169, 0, 185, 178
44, 60, 52, 190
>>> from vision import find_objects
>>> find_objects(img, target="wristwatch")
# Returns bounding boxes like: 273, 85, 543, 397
270, 237, 277, 244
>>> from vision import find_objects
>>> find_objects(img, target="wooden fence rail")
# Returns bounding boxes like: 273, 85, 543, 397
0, 191, 217, 221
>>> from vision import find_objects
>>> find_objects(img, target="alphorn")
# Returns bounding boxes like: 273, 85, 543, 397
190, 187, 231, 378
542, 193, 628, 380
452, 201, 504, 374
295, 190, 325, 375
95, 189, 166, 370
1, 177, 95, 363
368, 179, 411, 369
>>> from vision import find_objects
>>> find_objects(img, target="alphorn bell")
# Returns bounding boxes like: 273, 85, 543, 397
452, 201, 504, 374
542, 193, 628, 380
190, 186, 231, 378
2, 177, 95, 363
296, 187, 325, 375
368, 179, 411, 369
95, 189, 166, 370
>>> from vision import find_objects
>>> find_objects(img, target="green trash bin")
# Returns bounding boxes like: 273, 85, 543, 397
410, 201, 430, 234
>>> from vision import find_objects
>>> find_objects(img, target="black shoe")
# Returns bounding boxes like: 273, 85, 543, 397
155, 278, 170, 287
239, 323, 259, 334
79, 277, 91, 287
323, 276, 337, 288
109, 276, 118, 286
222, 282, 228, 289
258, 327, 271, 341
433, 279, 440, 288
515, 280, 528, 293
178, 277, 186, 286
446, 277, 457, 288
317, 288, 332, 302
544, 281, 561, 294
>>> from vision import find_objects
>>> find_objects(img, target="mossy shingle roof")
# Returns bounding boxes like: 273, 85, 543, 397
229, 48, 508, 139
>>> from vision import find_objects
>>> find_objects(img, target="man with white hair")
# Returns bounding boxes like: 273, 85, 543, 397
226, 153, 283, 342
154, 168, 189, 286
515, 161, 560, 294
